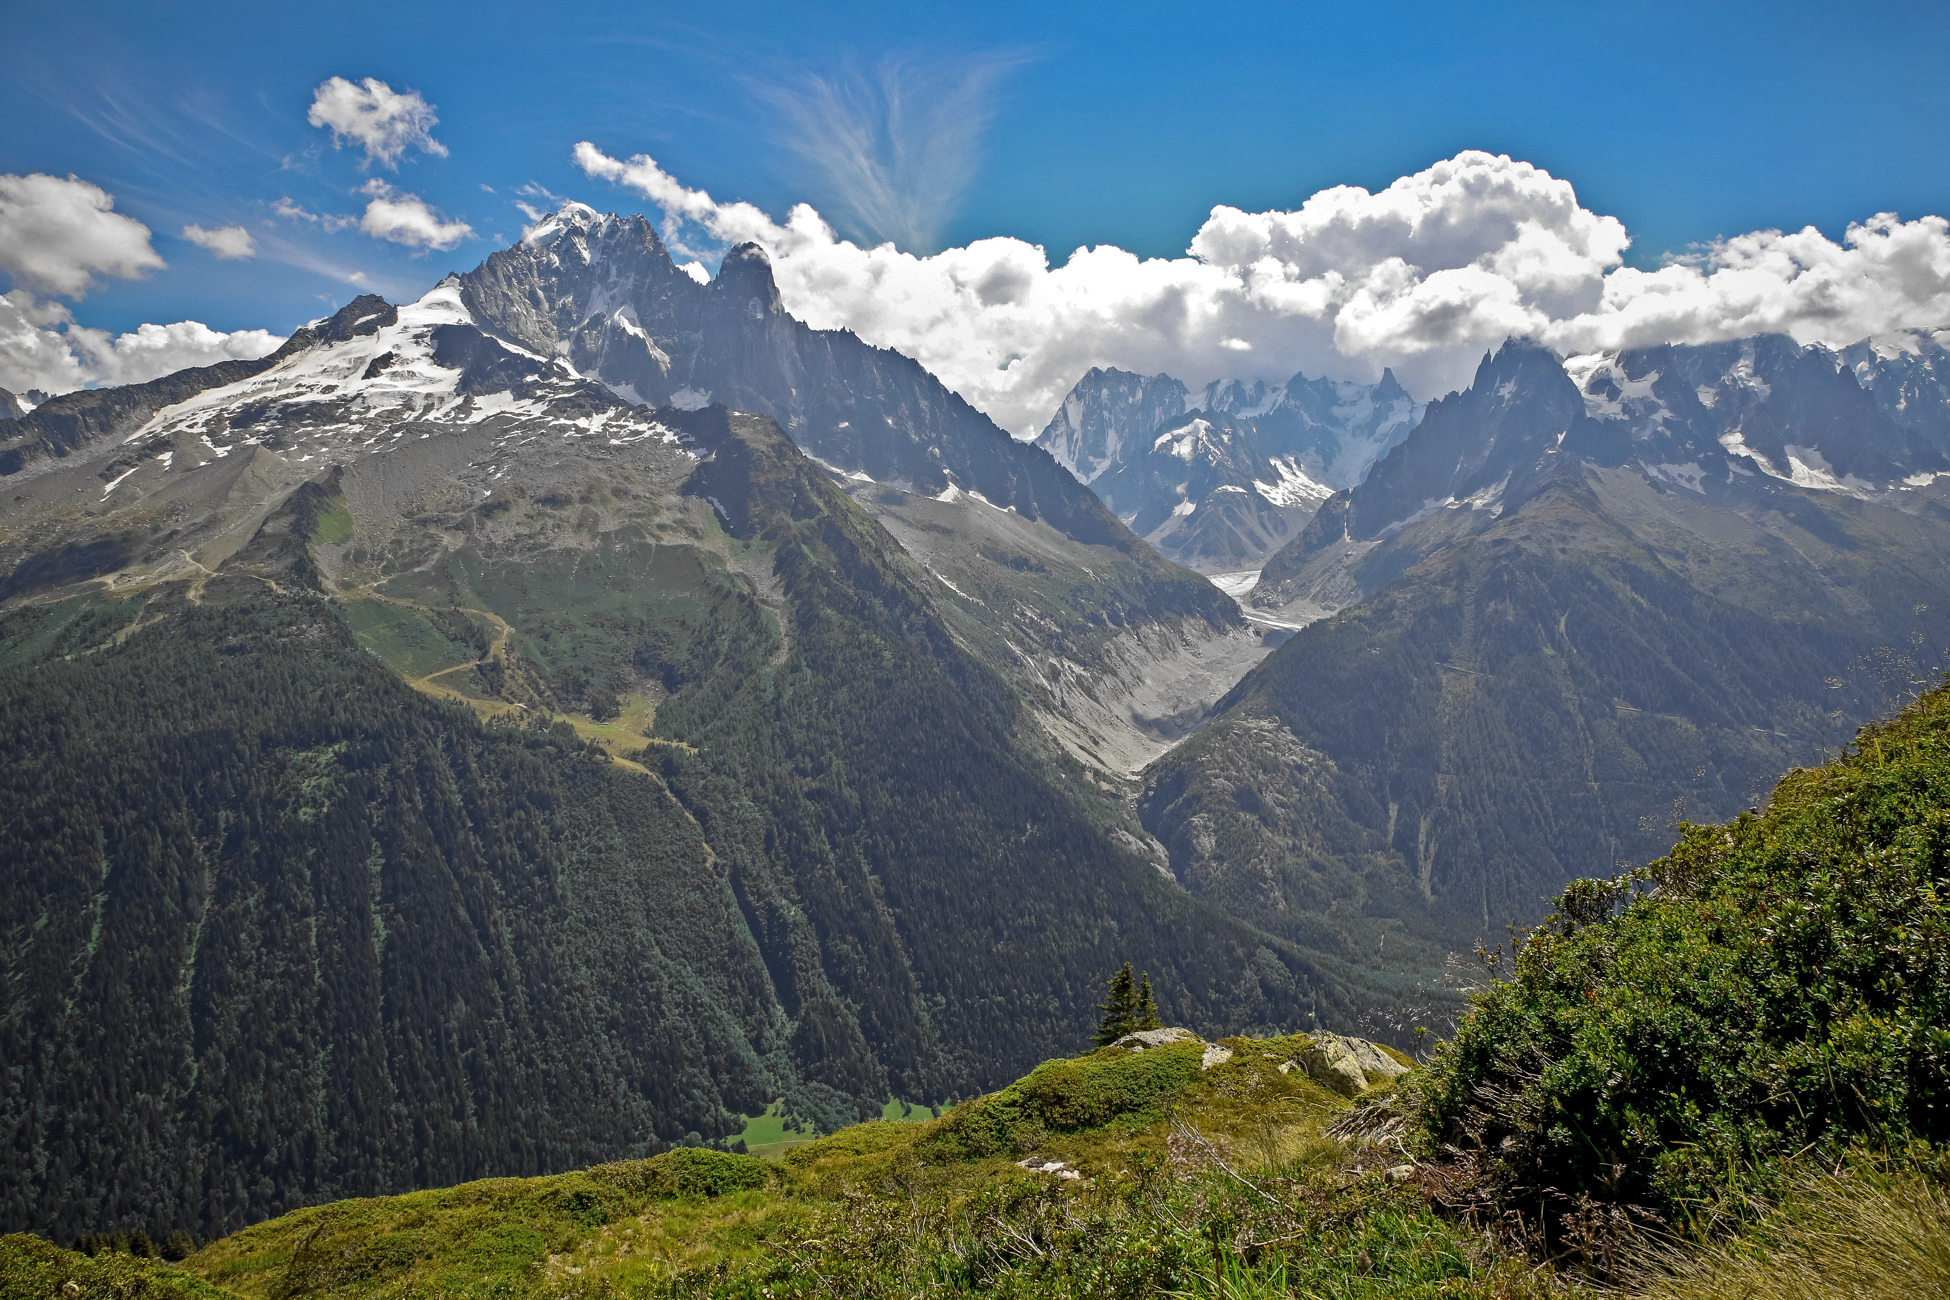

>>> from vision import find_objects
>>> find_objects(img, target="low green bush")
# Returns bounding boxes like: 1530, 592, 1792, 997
919, 1040, 1205, 1159
590, 1148, 771, 1200
1414, 682, 1950, 1219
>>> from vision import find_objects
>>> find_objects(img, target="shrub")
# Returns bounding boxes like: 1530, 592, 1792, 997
1413, 682, 1950, 1219
920, 1040, 1205, 1159
587, 1147, 770, 1200
0, 1233, 225, 1299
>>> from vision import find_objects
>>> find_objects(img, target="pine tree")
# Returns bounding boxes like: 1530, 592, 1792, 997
1094, 963, 1139, 1046
1134, 973, 1161, 1030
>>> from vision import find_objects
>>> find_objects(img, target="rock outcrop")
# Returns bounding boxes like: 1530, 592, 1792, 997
1298, 1032, 1412, 1097
1107, 1026, 1408, 1089
1108, 1027, 1201, 1051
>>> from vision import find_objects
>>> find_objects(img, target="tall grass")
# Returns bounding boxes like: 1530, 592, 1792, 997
1630, 1165, 1950, 1300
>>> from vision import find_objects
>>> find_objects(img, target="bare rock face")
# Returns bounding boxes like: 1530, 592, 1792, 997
1342, 1035, 1413, 1084
1035, 364, 1425, 570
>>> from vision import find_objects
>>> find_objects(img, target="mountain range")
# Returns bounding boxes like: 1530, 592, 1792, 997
0, 213, 1402, 1243
1137, 329, 1950, 973
5, 196, 1950, 1249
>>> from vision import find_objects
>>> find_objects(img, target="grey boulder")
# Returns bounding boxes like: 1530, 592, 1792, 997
1109, 1027, 1201, 1052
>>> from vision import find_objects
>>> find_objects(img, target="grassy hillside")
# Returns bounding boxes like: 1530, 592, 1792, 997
6, 1031, 1574, 1300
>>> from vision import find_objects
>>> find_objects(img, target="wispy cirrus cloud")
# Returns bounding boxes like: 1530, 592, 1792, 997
747, 51, 1029, 254
272, 195, 357, 233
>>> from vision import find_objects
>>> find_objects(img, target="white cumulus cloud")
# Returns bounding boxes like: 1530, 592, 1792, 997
0, 176, 283, 400
0, 173, 165, 297
181, 223, 256, 260
574, 144, 1950, 435
307, 76, 448, 170
0, 291, 90, 395
357, 180, 472, 251
0, 290, 283, 398
80, 318, 285, 385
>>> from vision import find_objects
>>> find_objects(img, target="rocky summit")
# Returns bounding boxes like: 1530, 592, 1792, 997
1035, 365, 1424, 572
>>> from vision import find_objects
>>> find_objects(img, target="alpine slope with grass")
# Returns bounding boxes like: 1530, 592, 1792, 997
3, 1024, 1539, 1300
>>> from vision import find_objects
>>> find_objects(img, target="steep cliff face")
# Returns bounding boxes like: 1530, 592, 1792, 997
1258, 335, 1950, 616
1087, 411, 1330, 572
1035, 368, 1192, 485
457, 208, 1164, 554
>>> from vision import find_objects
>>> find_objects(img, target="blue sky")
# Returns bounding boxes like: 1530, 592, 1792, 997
4, 0, 1948, 423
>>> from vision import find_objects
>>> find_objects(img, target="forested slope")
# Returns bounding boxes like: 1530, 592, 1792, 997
0, 403, 1414, 1245
0, 590, 779, 1243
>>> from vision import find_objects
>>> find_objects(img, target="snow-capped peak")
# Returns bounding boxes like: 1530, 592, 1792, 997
522, 202, 610, 246
1154, 417, 1222, 462
108, 276, 683, 489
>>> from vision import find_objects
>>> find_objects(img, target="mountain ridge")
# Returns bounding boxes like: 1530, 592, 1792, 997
1140, 329, 1950, 966
0, 220, 1423, 1244
1033, 363, 1424, 570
